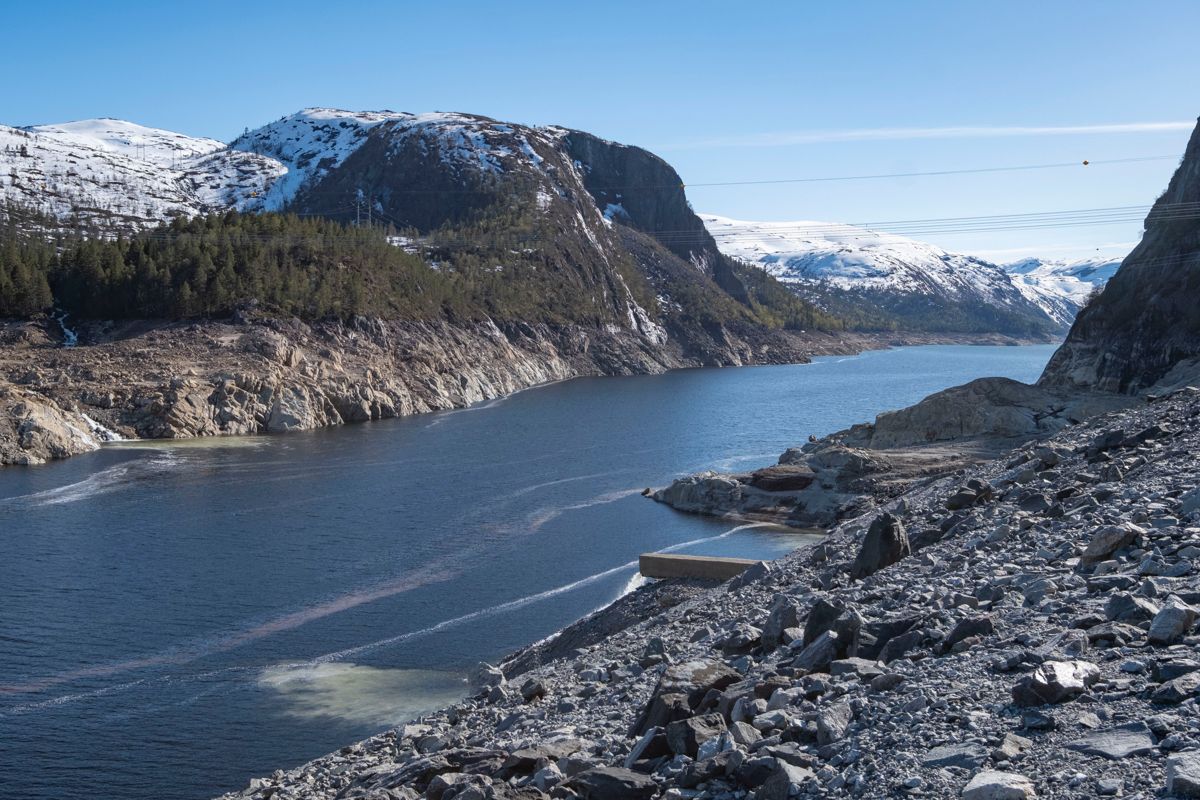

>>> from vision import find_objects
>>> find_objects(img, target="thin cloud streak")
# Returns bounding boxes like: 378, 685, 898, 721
970, 241, 1136, 262
667, 122, 1195, 150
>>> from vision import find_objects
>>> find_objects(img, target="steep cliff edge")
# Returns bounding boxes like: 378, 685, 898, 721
1, 313, 865, 466
655, 118, 1200, 528
1040, 117, 1200, 394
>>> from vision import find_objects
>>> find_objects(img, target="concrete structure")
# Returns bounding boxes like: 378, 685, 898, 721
639, 553, 760, 581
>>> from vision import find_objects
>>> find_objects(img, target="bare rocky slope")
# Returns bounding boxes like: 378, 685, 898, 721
219, 366, 1200, 800
0, 314, 834, 466
211, 119, 1200, 800
1040, 119, 1200, 395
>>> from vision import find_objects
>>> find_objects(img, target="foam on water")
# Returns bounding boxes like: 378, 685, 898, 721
0, 454, 179, 508
258, 663, 466, 727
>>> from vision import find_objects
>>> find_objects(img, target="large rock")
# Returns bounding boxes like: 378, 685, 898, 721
1080, 523, 1142, 565
1152, 671, 1200, 705
921, 743, 989, 770
943, 615, 995, 652
1167, 752, 1200, 797
851, 513, 910, 579
1148, 596, 1198, 645
962, 771, 1037, 800
756, 761, 815, 800
748, 464, 817, 492
1066, 722, 1157, 759
1104, 593, 1160, 623
801, 597, 863, 653
657, 660, 742, 706
761, 599, 801, 650
633, 660, 740, 734
565, 767, 658, 800
792, 631, 839, 674
1011, 660, 1100, 706
815, 702, 852, 745
1182, 486, 1200, 518
0, 389, 100, 465
665, 714, 726, 757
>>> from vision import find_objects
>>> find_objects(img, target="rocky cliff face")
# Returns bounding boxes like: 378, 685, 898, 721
0, 311, 836, 466
1040, 117, 1200, 394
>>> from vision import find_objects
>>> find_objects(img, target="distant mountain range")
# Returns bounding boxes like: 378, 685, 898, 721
0, 110, 1120, 339
1004, 256, 1122, 327
701, 214, 1123, 335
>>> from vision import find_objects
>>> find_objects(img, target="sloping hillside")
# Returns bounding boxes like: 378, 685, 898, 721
1005, 255, 1122, 327
0, 118, 282, 227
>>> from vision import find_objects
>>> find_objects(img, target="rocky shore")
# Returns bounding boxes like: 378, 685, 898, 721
0, 313, 1036, 466
651, 377, 1135, 529
214, 117, 1200, 800
219, 383, 1200, 800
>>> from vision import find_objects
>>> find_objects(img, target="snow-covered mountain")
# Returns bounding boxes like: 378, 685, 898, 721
700, 214, 1062, 336
228, 108, 558, 214
0, 109, 584, 232
1003, 256, 1123, 327
0, 118, 283, 227
2, 108, 850, 351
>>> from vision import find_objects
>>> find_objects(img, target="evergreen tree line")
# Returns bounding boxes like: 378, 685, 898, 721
0, 211, 472, 320
0, 207, 848, 333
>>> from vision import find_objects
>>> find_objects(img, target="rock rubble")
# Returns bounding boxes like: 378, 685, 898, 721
219, 385, 1200, 799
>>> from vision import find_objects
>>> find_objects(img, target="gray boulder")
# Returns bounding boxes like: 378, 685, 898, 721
921, 742, 989, 769
756, 761, 815, 800
792, 631, 839, 674
761, 599, 801, 650
1152, 671, 1200, 704
565, 767, 658, 800
1104, 593, 1160, 623
815, 702, 852, 745
1167, 751, 1200, 797
1066, 722, 1157, 759
1181, 486, 1200, 518
1148, 596, 1198, 645
665, 713, 726, 757
962, 771, 1037, 800
1080, 523, 1142, 565
851, 513, 910, 579
1012, 660, 1100, 706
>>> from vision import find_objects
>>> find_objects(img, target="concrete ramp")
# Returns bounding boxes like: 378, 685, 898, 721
639, 553, 760, 580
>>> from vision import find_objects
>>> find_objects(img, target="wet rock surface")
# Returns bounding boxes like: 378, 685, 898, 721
219, 386, 1200, 799
651, 379, 1132, 529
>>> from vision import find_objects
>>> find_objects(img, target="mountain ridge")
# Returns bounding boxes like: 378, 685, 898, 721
700, 214, 1075, 336
1004, 254, 1122, 327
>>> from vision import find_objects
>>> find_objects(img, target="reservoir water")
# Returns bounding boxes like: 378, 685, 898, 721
0, 344, 1055, 800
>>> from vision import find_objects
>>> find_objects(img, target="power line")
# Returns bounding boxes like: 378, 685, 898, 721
680, 155, 1180, 189
258, 153, 1182, 196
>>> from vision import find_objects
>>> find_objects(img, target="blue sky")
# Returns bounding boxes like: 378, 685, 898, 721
5, 0, 1198, 260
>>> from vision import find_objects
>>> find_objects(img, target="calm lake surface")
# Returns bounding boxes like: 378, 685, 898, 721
0, 344, 1055, 800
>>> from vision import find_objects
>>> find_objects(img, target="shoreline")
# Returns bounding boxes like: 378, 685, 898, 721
216, 384, 1200, 800
0, 314, 1057, 468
